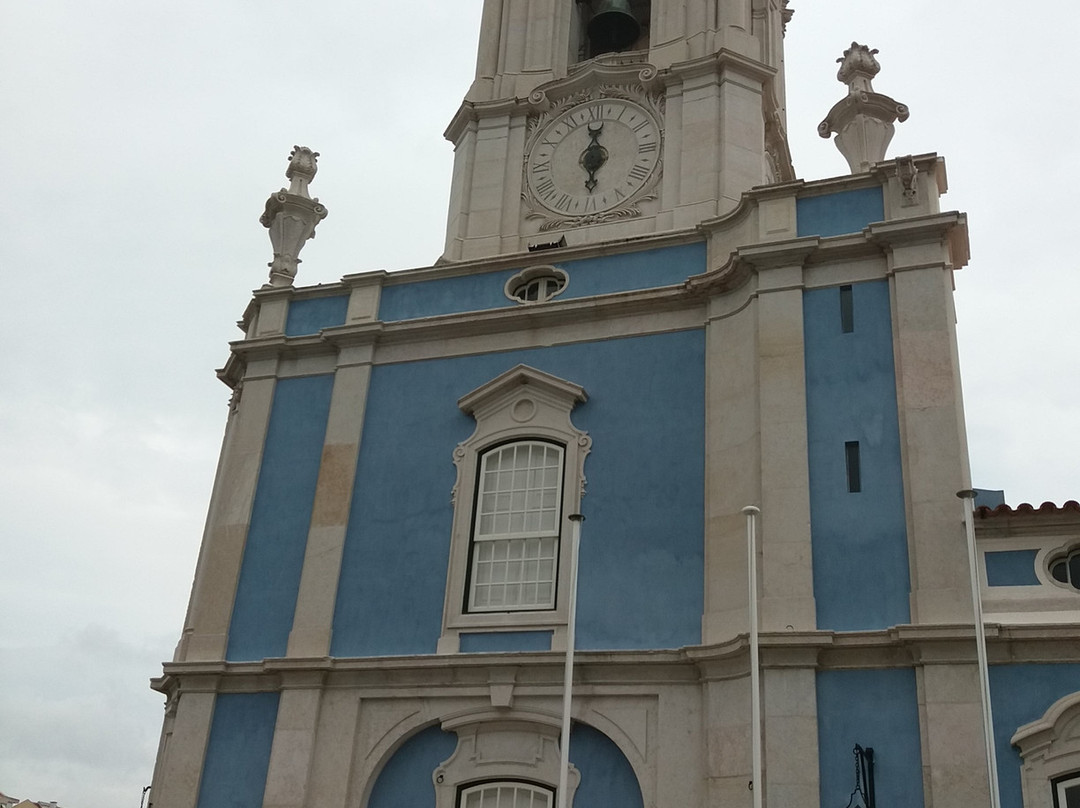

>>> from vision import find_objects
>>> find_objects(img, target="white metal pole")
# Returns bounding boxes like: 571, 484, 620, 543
957, 490, 1002, 808
557, 513, 584, 808
742, 505, 763, 808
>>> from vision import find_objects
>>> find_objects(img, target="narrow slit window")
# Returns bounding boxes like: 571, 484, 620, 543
845, 441, 861, 493
840, 285, 854, 333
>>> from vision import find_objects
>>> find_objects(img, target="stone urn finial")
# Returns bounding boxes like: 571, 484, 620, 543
818, 43, 909, 174
260, 146, 329, 287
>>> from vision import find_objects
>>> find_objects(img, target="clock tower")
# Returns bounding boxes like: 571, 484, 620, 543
443, 0, 793, 260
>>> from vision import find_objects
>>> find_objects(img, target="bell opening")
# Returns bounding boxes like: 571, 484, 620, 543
586, 0, 644, 55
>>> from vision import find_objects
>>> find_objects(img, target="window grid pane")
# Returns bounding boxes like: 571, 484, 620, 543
471, 442, 563, 611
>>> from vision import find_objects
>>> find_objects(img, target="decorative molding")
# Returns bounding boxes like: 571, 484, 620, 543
521, 82, 665, 231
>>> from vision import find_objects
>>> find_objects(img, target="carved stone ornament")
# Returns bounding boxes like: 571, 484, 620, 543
260, 146, 329, 287
521, 80, 665, 232
818, 43, 909, 174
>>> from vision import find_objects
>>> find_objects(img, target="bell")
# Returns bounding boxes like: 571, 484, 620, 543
587, 0, 641, 54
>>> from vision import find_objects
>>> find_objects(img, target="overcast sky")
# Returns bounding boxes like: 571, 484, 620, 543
2, 2, 1077, 806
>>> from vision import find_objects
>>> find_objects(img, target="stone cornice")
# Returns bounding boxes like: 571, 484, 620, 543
220, 210, 971, 373
867, 211, 970, 270
666, 48, 777, 85
152, 624, 1080, 696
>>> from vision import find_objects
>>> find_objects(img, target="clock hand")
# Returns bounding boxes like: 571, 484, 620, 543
579, 121, 608, 193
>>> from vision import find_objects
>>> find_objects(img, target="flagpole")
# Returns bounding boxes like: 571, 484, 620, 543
742, 505, 763, 808
957, 490, 1002, 808
557, 513, 584, 808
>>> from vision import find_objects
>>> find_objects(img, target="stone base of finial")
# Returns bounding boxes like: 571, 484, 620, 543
819, 92, 910, 174
260, 191, 328, 288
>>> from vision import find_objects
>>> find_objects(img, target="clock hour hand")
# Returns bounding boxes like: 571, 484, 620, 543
579, 122, 608, 193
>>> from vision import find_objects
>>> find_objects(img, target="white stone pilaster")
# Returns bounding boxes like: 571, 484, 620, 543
286, 341, 374, 658
148, 690, 216, 808
918, 661, 993, 806
755, 261, 815, 632
177, 357, 278, 662
763, 667, 820, 808
879, 219, 972, 625
262, 673, 327, 808
702, 294, 760, 643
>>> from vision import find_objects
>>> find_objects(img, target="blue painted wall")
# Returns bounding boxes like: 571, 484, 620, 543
817, 669, 923, 808
368, 725, 458, 808
285, 295, 348, 336
796, 187, 884, 238
459, 631, 553, 653
330, 330, 705, 657
369, 722, 641, 808
989, 664, 1080, 807
227, 374, 335, 661
377, 243, 706, 321
984, 550, 1040, 586
196, 692, 280, 808
804, 281, 910, 630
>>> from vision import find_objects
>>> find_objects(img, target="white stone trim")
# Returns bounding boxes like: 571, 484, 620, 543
433, 714, 579, 808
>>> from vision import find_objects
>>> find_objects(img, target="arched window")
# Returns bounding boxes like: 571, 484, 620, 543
1049, 547, 1080, 590
460, 782, 553, 808
505, 266, 568, 305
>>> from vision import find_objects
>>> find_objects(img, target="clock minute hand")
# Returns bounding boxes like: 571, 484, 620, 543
579, 122, 608, 193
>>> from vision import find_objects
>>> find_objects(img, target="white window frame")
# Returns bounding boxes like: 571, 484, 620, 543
1054, 773, 1080, 808
469, 440, 564, 612
1012, 691, 1080, 808
438, 365, 590, 654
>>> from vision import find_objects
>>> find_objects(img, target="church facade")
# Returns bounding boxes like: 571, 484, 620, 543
147, 2, 1080, 807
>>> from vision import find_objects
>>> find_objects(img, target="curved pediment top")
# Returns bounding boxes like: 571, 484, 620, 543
526, 58, 662, 113
1011, 690, 1080, 752
457, 364, 587, 417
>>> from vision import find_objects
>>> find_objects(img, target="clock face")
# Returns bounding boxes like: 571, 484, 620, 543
525, 98, 661, 218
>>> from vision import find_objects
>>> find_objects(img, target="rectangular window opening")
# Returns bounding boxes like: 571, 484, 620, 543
839, 285, 854, 333
845, 441, 862, 493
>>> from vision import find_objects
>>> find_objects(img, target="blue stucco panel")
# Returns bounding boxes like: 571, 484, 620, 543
989, 664, 1080, 807
817, 669, 924, 808
804, 281, 910, 630
459, 631, 554, 653
368, 725, 459, 808
196, 692, 280, 808
985, 550, 1040, 587
330, 330, 705, 657
377, 243, 706, 321
284, 295, 349, 336
569, 723, 645, 808
227, 374, 335, 661
796, 187, 884, 238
